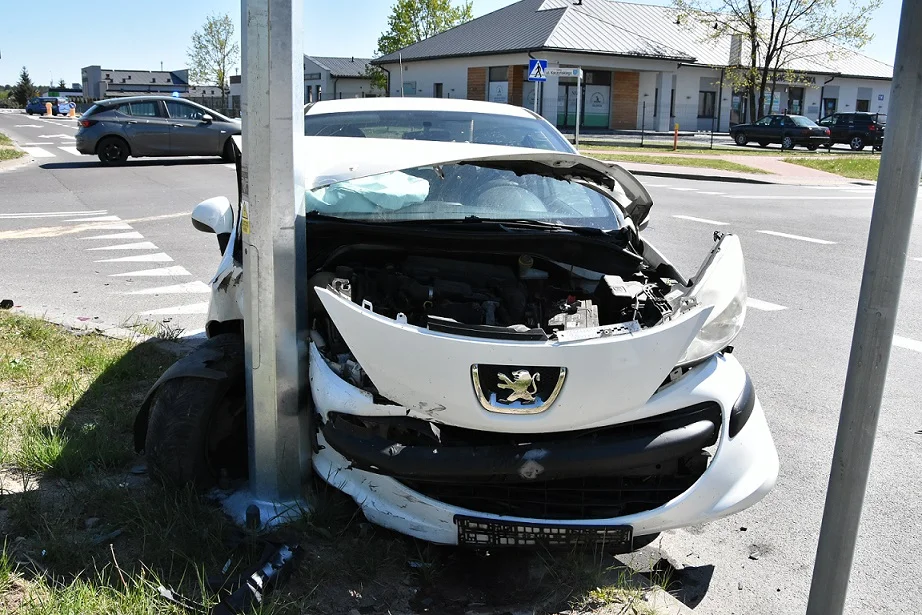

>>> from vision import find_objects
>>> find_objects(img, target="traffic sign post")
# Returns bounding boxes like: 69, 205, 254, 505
546, 67, 583, 147
527, 59, 547, 114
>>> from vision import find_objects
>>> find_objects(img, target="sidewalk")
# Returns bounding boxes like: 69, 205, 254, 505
590, 149, 873, 186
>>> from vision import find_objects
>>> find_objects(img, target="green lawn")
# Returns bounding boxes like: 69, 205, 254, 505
783, 156, 881, 181
0, 131, 24, 161
579, 143, 814, 157
0, 131, 12, 146
592, 153, 769, 174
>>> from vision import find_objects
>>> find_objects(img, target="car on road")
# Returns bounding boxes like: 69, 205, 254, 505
135, 99, 778, 551
304, 96, 576, 152
75, 95, 241, 165
817, 112, 885, 151
25, 96, 68, 115
730, 114, 831, 150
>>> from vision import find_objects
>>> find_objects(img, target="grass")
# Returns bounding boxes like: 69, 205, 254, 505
0, 312, 672, 614
592, 152, 770, 174
579, 143, 815, 156
783, 156, 881, 181
0, 130, 25, 161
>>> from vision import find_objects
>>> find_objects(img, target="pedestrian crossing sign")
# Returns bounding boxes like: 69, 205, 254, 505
528, 59, 548, 82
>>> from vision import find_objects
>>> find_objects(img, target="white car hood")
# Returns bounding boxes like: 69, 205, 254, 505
316, 286, 711, 433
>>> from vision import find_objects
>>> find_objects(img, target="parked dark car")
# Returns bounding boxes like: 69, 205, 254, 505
25, 97, 68, 115
817, 112, 885, 151
730, 114, 831, 150
75, 95, 241, 165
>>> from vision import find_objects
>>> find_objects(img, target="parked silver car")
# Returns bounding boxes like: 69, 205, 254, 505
75, 96, 241, 165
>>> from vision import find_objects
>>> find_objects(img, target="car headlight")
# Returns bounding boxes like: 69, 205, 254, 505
676, 234, 747, 367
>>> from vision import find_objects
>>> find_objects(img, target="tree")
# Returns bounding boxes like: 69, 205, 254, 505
376, 0, 473, 56
675, 0, 880, 122
187, 13, 239, 106
57, 79, 66, 89
11, 66, 39, 107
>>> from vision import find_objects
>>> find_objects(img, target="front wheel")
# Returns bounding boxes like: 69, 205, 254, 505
144, 333, 248, 488
781, 136, 794, 150
807, 144, 818, 151
734, 133, 748, 146
850, 136, 865, 151
221, 137, 236, 162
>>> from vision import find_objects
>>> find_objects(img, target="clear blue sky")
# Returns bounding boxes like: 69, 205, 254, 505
0, 0, 903, 87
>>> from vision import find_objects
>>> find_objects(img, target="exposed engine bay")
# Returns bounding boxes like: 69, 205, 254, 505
310, 249, 678, 384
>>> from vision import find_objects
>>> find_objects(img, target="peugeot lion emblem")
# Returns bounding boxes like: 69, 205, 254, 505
471, 365, 567, 415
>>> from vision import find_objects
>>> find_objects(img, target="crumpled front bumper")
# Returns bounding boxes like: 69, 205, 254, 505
311, 349, 779, 545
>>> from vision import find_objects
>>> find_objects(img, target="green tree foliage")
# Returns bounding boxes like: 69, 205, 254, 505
187, 13, 239, 105
57, 79, 67, 89
11, 66, 39, 107
675, 0, 880, 122
376, 0, 473, 56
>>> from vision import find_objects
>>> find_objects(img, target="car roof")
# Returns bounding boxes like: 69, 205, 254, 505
306, 97, 538, 118
97, 95, 208, 105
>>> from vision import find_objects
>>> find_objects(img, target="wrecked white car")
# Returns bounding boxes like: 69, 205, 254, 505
135, 135, 778, 551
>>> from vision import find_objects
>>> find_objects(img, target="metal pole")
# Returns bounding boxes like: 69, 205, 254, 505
806, 2, 922, 613
575, 69, 581, 148
534, 80, 539, 113
235, 0, 310, 526
641, 101, 645, 147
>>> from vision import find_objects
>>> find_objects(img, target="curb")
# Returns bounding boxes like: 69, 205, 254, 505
0, 152, 34, 173
628, 168, 773, 184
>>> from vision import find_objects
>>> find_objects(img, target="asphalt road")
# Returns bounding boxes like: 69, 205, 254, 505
1, 110, 920, 613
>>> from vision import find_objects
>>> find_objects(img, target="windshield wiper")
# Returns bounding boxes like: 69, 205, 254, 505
461, 216, 607, 236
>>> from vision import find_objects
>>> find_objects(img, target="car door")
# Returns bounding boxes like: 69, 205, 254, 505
121, 100, 171, 156
833, 114, 851, 143
165, 101, 222, 156
818, 114, 835, 139
749, 116, 773, 141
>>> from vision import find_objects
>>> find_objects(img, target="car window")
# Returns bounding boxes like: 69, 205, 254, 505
781, 117, 796, 127
769, 117, 784, 127
128, 101, 161, 117
818, 116, 833, 126
790, 116, 817, 127
305, 110, 573, 152
754, 116, 773, 126
166, 101, 207, 121
306, 163, 625, 228
835, 115, 850, 126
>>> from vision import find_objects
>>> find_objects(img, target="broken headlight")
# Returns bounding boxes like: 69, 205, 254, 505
676, 234, 747, 367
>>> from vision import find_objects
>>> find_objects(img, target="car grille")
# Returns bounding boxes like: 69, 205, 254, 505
398, 452, 709, 520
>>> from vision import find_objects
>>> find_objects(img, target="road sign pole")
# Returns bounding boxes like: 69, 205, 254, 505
806, 1, 922, 612
232, 0, 311, 527
575, 69, 582, 148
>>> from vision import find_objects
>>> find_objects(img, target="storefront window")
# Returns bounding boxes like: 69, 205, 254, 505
488, 66, 509, 104
698, 91, 716, 118
856, 99, 870, 112
823, 98, 837, 116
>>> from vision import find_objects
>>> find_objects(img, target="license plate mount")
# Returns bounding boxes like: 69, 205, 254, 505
456, 515, 633, 549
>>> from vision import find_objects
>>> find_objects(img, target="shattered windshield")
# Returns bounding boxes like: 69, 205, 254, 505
306, 163, 626, 229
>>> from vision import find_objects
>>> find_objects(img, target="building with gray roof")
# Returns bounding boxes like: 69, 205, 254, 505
372, 0, 893, 132
304, 55, 384, 103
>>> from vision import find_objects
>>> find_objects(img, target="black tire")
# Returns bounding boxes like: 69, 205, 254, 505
758, 141, 768, 148
807, 144, 818, 151
221, 137, 236, 162
850, 136, 865, 151
782, 136, 794, 150
734, 133, 748, 146
97, 136, 130, 165
145, 333, 247, 488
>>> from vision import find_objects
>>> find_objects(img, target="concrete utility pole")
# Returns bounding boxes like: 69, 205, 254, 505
231, 0, 310, 526
806, 1, 922, 613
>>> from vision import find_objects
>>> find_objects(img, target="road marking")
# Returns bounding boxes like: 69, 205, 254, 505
894, 335, 922, 353
697, 191, 725, 195
20, 146, 54, 158
58, 146, 81, 156
141, 302, 209, 315
64, 215, 122, 222
747, 298, 788, 311
125, 281, 211, 295
0, 209, 108, 219
912, 257, 922, 263
38, 134, 74, 139
757, 230, 837, 244
22, 142, 53, 145
663, 187, 698, 191
724, 195, 871, 200
82, 232, 144, 240
87, 241, 159, 251
15, 124, 42, 128
96, 253, 174, 263
111, 266, 191, 277
642, 183, 667, 187
223, 163, 236, 169
673, 215, 729, 226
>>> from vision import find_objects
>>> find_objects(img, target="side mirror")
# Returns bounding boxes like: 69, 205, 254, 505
201, 114, 213, 124
192, 196, 234, 254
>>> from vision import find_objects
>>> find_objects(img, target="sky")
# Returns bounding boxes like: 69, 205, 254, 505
0, 0, 904, 87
